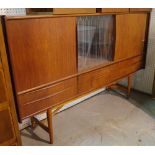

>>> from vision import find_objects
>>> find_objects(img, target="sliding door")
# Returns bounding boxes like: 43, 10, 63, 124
5, 17, 77, 93
77, 15, 115, 71
114, 14, 147, 60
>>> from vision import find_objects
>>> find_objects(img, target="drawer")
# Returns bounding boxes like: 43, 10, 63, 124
53, 8, 96, 15
92, 56, 142, 88
92, 60, 142, 89
78, 56, 143, 94
78, 72, 93, 94
0, 69, 7, 104
0, 108, 15, 144
18, 78, 77, 119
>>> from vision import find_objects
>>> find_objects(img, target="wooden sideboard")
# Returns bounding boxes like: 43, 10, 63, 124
0, 8, 151, 144
0, 19, 21, 146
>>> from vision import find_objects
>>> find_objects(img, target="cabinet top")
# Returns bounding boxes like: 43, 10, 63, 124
4, 11, 151, 21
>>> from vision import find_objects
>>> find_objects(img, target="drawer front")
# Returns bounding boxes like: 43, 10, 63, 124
92, 59, 142, 89
78, 56, 143, 94
78, 72, 93, 94
18, 78, 77, 119
0, 69, 7, 104
0, 108, 15, 144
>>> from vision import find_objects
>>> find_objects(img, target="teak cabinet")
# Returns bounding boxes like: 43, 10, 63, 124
4, 13, 149, 120
0, 8, 151, 144
0, 20, 21, 146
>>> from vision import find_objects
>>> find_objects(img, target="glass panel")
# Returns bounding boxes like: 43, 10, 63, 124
77, 15, 115, 71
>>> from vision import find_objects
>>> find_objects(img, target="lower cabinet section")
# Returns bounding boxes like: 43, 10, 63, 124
17, 55, 143, 120
18, 78, 77, 119
0, 108, 15, 144
78, 56, 143, 94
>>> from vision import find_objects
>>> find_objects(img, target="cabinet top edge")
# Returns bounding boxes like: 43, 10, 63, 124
3, 12, 151, 21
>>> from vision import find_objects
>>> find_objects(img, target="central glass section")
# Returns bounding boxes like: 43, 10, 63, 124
77, 15, 115, 71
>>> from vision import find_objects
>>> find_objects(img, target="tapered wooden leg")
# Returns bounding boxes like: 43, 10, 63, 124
127, 75, 132, 98
47, 109, 53, 144
31, 117, 36, 129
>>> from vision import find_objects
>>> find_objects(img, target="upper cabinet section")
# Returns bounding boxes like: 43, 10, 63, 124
97, 8, 151, 13
26, 8, 152, 15
77, 15, 115, 71
97, 8, 129, 13
5, 17, 77, 92
114, 14, 147, 61
26, 8, 96, 15
53, 8, 96, 15
130, 8, 152, 12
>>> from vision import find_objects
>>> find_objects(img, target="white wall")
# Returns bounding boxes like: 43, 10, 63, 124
0, 8, 26, 15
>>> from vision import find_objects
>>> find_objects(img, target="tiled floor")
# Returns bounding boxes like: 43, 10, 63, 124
21, 90, 155, 146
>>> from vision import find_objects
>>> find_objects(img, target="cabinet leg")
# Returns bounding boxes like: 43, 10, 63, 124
127, 75, 132, 98
31, 117, 36, 129
47, 109, 54, 144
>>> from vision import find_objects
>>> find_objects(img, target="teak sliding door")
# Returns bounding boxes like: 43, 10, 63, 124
114, 14, 147, 60
5, 17, 77, 93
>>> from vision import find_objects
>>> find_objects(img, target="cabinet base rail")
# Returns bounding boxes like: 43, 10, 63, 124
107, 75, 132, 98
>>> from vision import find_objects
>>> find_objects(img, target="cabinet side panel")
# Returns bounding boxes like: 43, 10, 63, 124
0, 70, 7, 103
0, 108, 14, 144
0, 18, 21, 145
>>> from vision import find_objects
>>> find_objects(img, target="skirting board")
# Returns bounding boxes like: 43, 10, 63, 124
19, 87, 106, 130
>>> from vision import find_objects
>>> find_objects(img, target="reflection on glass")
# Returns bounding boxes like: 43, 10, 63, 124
77, 15, 115, 71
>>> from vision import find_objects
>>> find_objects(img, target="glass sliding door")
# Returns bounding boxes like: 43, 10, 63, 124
77, 15, 115, 71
